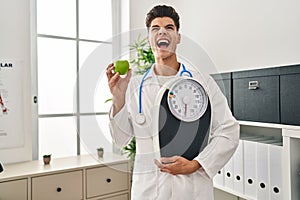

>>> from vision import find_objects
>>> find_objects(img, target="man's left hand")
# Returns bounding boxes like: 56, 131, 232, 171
154, 156, 201, 175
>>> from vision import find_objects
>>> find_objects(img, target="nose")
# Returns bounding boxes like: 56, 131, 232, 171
158, 27, 167, 35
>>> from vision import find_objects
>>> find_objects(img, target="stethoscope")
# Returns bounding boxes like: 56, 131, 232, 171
135, 63, 193, 124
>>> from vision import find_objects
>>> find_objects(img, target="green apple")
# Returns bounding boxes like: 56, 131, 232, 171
114, 60, 129, 75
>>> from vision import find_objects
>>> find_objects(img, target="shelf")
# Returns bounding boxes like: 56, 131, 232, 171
214, 184, 255, 200
215, 121, 300, 200
239, 121, 300, 131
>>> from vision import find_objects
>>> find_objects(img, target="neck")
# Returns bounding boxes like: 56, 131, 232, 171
154, 55, 180, 76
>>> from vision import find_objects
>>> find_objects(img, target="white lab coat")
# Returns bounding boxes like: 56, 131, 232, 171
109, 64, 240, 200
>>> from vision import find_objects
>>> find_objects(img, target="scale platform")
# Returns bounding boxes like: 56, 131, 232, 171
152, 77, 211, 161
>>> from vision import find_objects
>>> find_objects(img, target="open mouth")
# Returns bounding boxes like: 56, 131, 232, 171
157, 39, 170, 49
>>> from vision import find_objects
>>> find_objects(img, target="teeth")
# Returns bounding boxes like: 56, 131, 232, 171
158, 39, 169, 44
157, 39, 169, 47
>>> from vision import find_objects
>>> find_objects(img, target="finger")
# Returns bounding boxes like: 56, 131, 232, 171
160, 168, 172, 174
108, 72, 120, 89
106, 63, 113, 69
124, 69, 132, 83
161, 156, 178, 164
154, 159, 164, 168
106, 67, 115, 80
106, 63, 115, 79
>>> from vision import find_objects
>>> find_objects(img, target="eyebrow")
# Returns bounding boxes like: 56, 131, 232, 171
151, 24, 175, 28
165, 24, 175, 28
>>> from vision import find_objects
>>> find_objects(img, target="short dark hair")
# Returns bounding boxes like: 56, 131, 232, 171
145, 5, 180, 31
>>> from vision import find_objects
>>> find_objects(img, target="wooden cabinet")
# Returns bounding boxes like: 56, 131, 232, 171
0, 153, 130, 200
0, 179, 27, 200
86, 163, 129, 199
32, 170, 83, 200
101, 193, 129, 200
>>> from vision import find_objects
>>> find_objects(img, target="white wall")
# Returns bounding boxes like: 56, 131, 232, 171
129, 0, 300, 73
0, 0, 33, 163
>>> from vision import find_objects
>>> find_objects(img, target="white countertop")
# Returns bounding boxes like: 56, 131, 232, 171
0, 153, 129, 182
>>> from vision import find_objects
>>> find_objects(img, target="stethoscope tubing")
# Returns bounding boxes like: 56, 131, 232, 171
138, 63, 192, 115
138, 69, 151, 113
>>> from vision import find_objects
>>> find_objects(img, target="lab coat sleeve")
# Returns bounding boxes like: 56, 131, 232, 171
108, 78, 135, 148
194, 76, 240, 179
109, 105, 134, 148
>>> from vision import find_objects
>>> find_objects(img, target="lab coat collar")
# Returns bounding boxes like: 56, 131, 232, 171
144, 63, 185, 81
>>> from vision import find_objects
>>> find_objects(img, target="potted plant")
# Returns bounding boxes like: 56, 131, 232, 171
97, 147, 104, 158
43, 154, 51, 165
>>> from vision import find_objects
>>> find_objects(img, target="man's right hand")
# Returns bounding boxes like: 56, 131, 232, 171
106, 63, 132, 116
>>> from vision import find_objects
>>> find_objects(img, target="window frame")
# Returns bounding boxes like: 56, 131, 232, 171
32, 0, 121, 160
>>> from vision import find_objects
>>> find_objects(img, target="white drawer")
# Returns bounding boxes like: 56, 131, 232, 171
32, 170, 83, 200
86, 163, 129, 198
0, 179, 27, 200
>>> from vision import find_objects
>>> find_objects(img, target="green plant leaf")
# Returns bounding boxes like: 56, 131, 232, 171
104, 98, 113, 103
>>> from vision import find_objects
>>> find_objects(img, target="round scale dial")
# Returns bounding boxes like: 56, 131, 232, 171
167, 78, 208, 122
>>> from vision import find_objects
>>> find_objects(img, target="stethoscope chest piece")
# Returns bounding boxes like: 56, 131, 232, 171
135, 113, 146, 125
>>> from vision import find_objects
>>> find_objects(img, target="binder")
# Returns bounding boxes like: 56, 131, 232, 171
233, 135, 267, 195
256, 139, 278, 200
233, 140, 244, 194
269, 143, 283, 200
213, 168, 224, 187
243, 139, 257, 198
223, 155, 234, 190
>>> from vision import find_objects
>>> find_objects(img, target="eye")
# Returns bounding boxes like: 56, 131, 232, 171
166, 25, 174, 30
151, 27, 159, 32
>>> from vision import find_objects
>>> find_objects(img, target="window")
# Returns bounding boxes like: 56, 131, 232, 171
36, 0, 115, 159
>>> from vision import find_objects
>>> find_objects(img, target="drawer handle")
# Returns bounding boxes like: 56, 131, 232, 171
248, 81, 259, 90
106, 178, 111, 183
56, 187, 62, 192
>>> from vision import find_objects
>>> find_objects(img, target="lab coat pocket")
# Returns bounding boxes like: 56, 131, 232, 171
131, 155, 158, 200
192, 168, 214, 200
197, 167, 211, 181
131, 171, 158, 200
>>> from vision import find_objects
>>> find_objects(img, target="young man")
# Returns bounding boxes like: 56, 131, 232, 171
107, 5, 239, 199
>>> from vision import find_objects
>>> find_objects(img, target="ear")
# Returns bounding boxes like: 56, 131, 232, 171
147, 35, 154, 49
147, 35, 150, 44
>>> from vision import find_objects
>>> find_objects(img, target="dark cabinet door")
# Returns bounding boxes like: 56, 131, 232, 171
211, 73, 232, 110
280, 74, 300, 126
233, 76, 280, 123
215, 79, 232, 110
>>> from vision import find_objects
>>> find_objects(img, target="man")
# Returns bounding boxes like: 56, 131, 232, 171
107, 5, 239, 199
